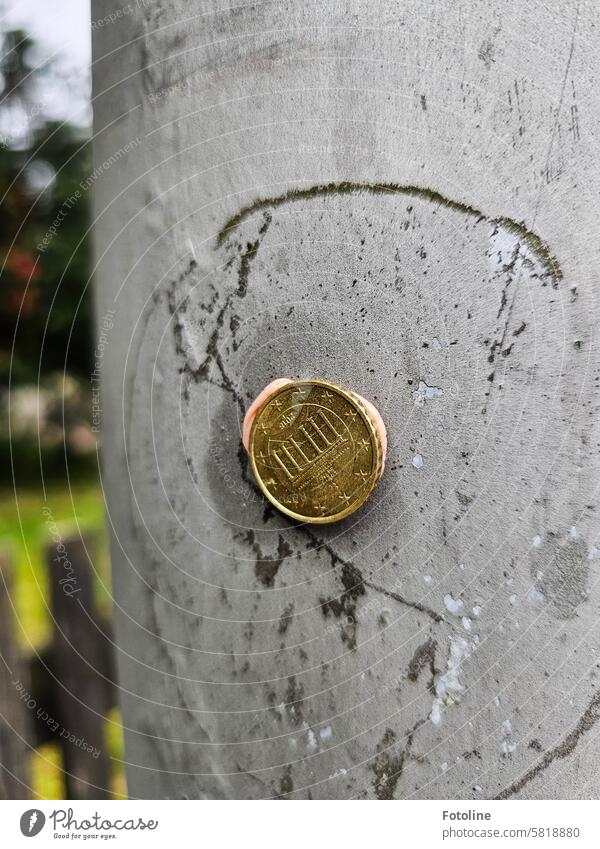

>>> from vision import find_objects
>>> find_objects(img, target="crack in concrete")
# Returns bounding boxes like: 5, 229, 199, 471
364, 579, 445, 625
304, 531, 446, 641
167, 214, 271, 410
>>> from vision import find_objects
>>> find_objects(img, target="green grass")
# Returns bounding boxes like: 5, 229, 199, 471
0, 483, 111, 651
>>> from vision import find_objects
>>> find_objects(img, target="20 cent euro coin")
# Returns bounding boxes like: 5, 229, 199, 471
248, 380, 384, 523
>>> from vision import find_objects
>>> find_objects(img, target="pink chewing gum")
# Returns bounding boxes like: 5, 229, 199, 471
242, 379, 293, 452
353, 391, 387, 473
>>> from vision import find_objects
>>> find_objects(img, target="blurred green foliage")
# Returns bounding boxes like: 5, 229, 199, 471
0, 29, 93, 388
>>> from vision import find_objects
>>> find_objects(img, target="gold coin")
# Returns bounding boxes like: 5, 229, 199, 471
248, 380, 384, 523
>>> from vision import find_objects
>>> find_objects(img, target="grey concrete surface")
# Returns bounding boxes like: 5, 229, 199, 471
92, 0, 600, 798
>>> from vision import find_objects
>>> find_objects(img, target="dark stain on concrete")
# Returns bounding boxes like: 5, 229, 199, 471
372, 729, 403, 800
245, 530, 292, 587
496, 689, 600, 799
478, 39, 496, 69
278, 602, 294, 634
284, 676, 304, 726
277, 764, 294, 798
407, 638, 437, 692
371, 720, 424, 800
319, 561, 366, 651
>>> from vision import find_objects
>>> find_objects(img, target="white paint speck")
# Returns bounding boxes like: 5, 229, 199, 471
472, 605, 482, 617
462, 617, 472, 631
570, 526, 578, 538
412, 380, 443, 408
527, 587, 545, 606
488, 227, 518, 270
423, 574, 432, 584
588, 546, 599, 561
329, 767, 347, 778
443, 594, 465, 616
441, 762, 448, 771
432, 337, 443, 351
430, 636, 475, 725
500, 717, 517, 754
494, 695, 501, 707
509, 594, 517, 606
319, 725, 332, 741
488, 225, 535, 278
306, 728, 318, 750
532, 535, 543, 547
412, 453, 424, 469
474, 785, 483, 793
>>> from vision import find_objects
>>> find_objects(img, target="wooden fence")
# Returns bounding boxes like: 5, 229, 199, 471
0, 536, 117, 799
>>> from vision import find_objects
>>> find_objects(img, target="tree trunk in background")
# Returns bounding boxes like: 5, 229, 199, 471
92, 0, 600, 799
